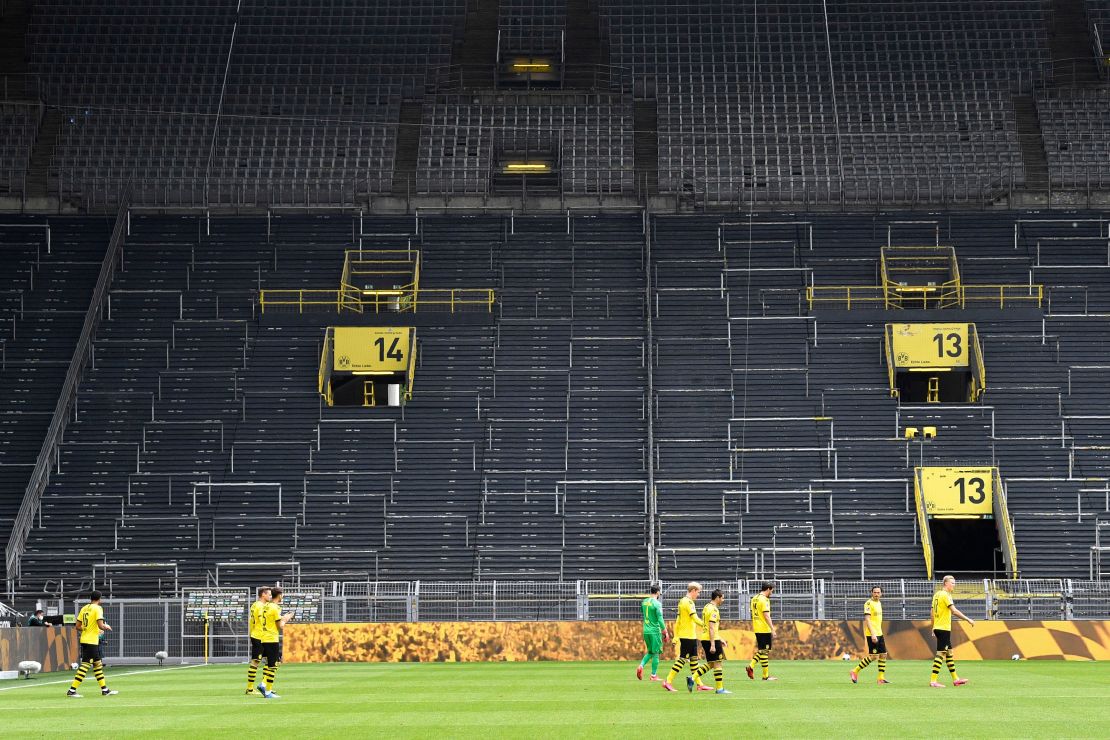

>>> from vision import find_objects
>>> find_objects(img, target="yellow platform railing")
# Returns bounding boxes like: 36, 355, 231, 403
261, 287, 495, 314
808, 283, 1043, 311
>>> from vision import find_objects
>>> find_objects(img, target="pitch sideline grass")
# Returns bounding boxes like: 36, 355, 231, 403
2, 660, 1108, 738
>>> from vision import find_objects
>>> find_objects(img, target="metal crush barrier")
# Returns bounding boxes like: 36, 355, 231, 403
48, 579, 1109, 661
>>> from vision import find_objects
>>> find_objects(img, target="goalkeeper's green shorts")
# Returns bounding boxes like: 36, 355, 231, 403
642, 631, 664, 654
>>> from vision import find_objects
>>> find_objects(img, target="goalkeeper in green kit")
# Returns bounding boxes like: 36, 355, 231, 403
637, 585, 669, 682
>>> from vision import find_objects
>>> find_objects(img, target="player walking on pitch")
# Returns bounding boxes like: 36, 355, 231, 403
246, 585, 273, 695
664, 582, 713, 692
67, 591, 117, 697
637, 585, 668, 681
930, 575, 975, 688
746, 582, 777, 681
697, 589, 731, 694
851, 586, 890, 684
248, 585, 294, 698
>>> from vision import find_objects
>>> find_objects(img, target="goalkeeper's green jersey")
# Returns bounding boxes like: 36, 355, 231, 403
641, 597, 665, 634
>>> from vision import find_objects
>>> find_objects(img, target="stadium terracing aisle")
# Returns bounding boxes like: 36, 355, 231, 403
5, 210, 1110, 597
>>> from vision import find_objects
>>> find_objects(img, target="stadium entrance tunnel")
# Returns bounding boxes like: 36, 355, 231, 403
929, 517, 1003, 576
896, 370, 971, 403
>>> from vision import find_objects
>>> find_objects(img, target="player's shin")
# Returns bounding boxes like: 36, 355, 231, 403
70, 660, 90, 690
666, 657, 686, 684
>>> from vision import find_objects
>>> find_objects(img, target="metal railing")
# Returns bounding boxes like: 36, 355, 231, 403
808, 283, 1043, 310
259, 287, 496, 314
29, 578, 1110, 661
5, 188, 131, 593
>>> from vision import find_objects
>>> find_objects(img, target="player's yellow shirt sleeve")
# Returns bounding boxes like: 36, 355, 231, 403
700, 603, 719, 640
258, 602, 282, 643
78, 603, 103, 645
864, 600, 883, 637
751, 594, 772, 633
249, 601, 263, 640
932, 590, 954, 631
674, 596, 704, 640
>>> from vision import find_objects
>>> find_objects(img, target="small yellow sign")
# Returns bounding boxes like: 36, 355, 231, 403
333, 327, 410, 373
890, 323, 969, 368
917, 466, 994, 517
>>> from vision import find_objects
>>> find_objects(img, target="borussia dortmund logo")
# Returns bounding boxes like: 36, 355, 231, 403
897, 352, 910, 363
337, 355, 351, 368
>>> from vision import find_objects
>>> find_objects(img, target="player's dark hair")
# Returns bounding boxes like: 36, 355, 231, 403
650, 585, 661, 594
258, 586, 272, 597
89, 590, 102, 602
271, 586, 283, 598
34, 609, 44, 615
711, 589, 723, 600
761, 582, 774, 593
871, 585, 882, 593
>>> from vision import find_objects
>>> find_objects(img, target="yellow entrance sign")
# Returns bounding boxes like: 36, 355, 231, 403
916, 466, 994, 517
333, 327, 410, 373
890, 323, 969, 368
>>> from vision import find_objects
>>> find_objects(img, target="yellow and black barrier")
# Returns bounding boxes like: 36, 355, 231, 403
285, 619, 1110, 663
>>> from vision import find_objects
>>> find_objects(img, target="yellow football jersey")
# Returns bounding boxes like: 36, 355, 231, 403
932, 590, 954, 631
253, 601, 282, 643
863, 598, 883, 637
750, 593, 772, 634
700, 602, 720, 641
77, 603, 104, 645
674, 595, 704, 640
249, 600, 266, 640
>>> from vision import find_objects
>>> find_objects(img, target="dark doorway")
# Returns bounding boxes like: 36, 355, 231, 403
929, 518, 1002, 576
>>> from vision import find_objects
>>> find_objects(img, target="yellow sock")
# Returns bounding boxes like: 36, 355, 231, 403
667, 658, 686, 684
714, 668, 724, 690
930, 654, 943, 681
878, 658, 886, 680
760, 652, 770, 679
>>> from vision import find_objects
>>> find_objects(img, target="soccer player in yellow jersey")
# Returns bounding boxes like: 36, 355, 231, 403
746, 582, 777, 681
663, 582, 711, 693
851, 586, 890, 684
696, 589, 731, 694
930, 575, 975, 688
67, 591, 117, 697
246, 585, 273, 695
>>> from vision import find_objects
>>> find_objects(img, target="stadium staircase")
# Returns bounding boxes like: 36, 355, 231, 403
0, 216, 110, 583
1049, 0, 1103, 85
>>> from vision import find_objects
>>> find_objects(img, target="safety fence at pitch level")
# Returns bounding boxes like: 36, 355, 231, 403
40, 579, 1110, 662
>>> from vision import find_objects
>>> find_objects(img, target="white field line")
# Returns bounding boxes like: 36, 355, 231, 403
0, 662, 210, 692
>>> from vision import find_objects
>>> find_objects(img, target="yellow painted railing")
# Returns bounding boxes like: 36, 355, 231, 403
261, 287, 495, 314
913, 469, 935, 580
317, 327, 334, 406
808, 283, 1043, 311
261, 289, 344, 314
883, 324, 898, 398
969, 323, 987, 401
993, 469, 1019, 579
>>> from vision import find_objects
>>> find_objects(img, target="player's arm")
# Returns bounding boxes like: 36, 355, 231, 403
863, 607, 878, 642
653, 603, 669, 641
709, 616, 720, 645
689, 603, 705, 628
950, 604, 975, 626
764, 605, 776, 636
278, 610, 295, 628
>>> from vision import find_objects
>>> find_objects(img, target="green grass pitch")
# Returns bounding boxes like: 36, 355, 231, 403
3, 660, 1109, 738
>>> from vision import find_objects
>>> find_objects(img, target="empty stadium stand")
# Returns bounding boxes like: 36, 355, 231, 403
3, 208, 1109, 598
3, 3, 1110, 601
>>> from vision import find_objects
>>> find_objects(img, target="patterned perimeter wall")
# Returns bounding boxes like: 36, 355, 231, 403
286, 621, 1110, 663
0, 627, 77, 672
